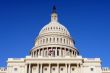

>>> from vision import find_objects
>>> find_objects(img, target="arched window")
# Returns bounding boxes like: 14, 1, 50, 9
64, 39, 65, 43
53, 38, 55, 42
60, 38, 62, 43
46, 38, 48, 43
57, 38, 59, 42
43, 39, 45, 43
40, 40, 42, 44
34, 51, 36, 57
50, 38, 51, 42
73, 51, 74, 55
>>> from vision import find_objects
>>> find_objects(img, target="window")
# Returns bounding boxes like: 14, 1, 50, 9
53, 38, 55, 42
14, 68, 17, 71
60, 38, 62, 43
50, 38, 51, 42
57, 50, 59, 56
91, 68, 94, 71
40, 40, 42, 44
64, 39, 65, 43
46, 38, 48, 43
61, 68, 63, 71
43, 39, 45, 43
53, 68, 55, 70
44, 68, 47, 71
72, 68, 74, 71
57, 38, 59, 42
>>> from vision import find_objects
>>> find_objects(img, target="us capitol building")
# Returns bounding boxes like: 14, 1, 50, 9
0, 6, 110, 73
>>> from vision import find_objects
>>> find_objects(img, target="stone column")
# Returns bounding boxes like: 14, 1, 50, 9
57, 48, 60, 56
79, 64, 82, 73
37, 49, 40, 56
31, 52, 33, 57
40, 64, 42, 73
78, 64, 81, 73
77, 64, 79, 73
68, 64, 70, 73
72, 51, 74, 57
25, 64, 27, 73
59, 48, 61, 56
65, 64, 67, 73
42, 48, 43, 56
55, 47, 57, 57
47, 48, 48, 57
65, 48, 66, 56
35, 51, 37, 57
57, 64, 59, 73
49, 64, 51, 73
75, 52, 76, 56
40, 49, 41, 56
33, 51, 35, 57
38, 64, 39, 73
61, 48, 63, 57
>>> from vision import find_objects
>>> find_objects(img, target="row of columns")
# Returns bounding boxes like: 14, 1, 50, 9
36, 37, 73, 47
25, 63, 81, 73
31, 47, 77, 57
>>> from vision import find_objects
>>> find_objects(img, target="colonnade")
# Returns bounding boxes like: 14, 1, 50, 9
31, 47, 78, 57
25, 63, 81, 73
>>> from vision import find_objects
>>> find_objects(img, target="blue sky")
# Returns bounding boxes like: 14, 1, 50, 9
0, 0, 110, 67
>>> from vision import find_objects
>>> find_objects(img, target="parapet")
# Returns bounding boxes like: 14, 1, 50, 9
102, 67, 110, 73
7, 58, 24, 62
84, 58, 101, 62
0, 67, 7, 73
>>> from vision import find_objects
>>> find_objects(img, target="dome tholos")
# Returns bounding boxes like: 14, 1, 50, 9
30, 6, 79, 57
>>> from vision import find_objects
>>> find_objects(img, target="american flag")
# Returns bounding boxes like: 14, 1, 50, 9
48, 48, 54, 56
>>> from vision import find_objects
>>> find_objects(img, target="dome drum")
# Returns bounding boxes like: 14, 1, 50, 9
35, 35, 75, 48
30, 46, 79, 57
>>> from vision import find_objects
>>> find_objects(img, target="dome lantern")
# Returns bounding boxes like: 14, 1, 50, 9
51, 6, 58, 22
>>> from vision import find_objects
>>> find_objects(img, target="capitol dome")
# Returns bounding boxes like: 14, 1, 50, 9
39, 21, 70, 37
30, 6, 79, 57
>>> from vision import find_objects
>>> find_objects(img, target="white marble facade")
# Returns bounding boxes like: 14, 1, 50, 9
0, 6, 110, 73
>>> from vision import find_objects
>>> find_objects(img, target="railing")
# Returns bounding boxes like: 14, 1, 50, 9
0, 67, 7, 71
8, 58, 24, 61
84, 58, 100, 61
102, 67, 110, 72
